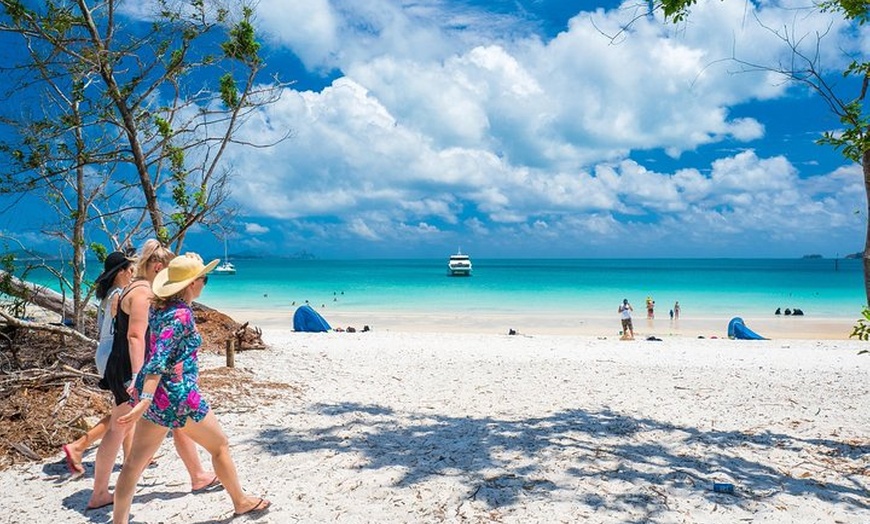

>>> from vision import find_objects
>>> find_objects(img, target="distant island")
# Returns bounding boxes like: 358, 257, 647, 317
801, 252, 864, 259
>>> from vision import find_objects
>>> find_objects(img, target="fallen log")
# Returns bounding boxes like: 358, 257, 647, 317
0, 270, 93, 320
0, 311, 96, 346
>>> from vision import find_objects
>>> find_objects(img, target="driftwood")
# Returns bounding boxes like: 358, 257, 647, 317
191, 306, 266, 352
0, 310, 96, 346
0, 276, 266, 469
0, 270, 91, 320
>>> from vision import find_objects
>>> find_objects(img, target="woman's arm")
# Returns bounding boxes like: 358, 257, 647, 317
117, 374, 160, 426
126, 287, 150, 375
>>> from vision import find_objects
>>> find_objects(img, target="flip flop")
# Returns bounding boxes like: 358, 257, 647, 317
192, 476, 223, 494
233, 498, 271, 517
62, 445, 84, 475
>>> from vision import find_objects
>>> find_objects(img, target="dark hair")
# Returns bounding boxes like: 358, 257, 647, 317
623, 298, 629, 304
95, 260, 131, 299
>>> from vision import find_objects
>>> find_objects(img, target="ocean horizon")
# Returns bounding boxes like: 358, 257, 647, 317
195, 257, 865, 321
18, 257, 866, 322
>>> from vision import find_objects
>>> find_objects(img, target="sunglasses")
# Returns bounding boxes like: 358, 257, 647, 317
197, 275, 209, 286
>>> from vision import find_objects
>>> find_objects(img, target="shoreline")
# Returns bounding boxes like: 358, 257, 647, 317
219, 306, 859, 340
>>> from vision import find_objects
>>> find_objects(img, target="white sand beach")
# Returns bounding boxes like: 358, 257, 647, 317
1, 330, 868, 523
222, 305, 859, 340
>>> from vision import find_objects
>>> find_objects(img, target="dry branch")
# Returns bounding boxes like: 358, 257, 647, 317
0, 311, 96, 346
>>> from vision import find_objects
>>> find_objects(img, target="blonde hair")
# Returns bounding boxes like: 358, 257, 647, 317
135, 239, 175, 278
151, 289, 188, 310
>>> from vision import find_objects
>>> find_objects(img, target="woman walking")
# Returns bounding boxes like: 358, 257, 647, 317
62, 251, 134, 475
87, 241, 215, 510
112, 253, 269, 523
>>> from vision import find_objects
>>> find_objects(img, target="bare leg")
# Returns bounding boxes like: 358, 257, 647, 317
112, 419, 168, 524
171, 430, 216, 490
64, 413, 111, 474
121, 428, 133, 464
87, 404, 132, 509
178, 411, 269, 515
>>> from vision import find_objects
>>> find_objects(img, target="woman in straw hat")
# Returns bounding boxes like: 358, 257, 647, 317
112, 252, 270, 523
62, 251, 135, 476
88, 241, 215, 510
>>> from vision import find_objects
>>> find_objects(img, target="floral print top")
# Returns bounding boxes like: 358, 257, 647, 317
137, 300, 210, 428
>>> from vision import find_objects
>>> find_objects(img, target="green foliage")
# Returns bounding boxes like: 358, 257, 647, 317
819, 0, 869, 23
154, 116, 172, 138
221, 7, 260, 64
219, 73, 239, 108
0, 250, 27, 318
659, 0, 699, 24
89, 242, 107, 263
850, 307, 870, 354
3, 1, 27, 24
818, 100, 870, 163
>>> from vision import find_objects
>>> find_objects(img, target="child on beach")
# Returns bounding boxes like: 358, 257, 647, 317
111, 253, 269, 523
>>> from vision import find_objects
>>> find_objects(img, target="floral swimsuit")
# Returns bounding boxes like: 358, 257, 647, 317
136, 300, 209, 428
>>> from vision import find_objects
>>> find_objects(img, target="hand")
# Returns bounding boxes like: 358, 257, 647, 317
126, 383, 139, 403
118, 400, 148, 426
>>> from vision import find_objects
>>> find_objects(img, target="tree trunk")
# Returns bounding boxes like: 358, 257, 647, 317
864, 149, 870, 307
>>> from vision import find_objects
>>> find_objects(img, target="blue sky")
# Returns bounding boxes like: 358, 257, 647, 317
2, 0, 868, 259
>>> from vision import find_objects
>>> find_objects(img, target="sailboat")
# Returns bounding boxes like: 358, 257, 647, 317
213, 237, 236, 275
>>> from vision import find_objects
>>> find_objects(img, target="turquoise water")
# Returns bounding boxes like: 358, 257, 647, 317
195, 258, 864, 319
21, 258, 865, 319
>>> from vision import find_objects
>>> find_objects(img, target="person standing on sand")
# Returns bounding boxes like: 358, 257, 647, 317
112, 253, 270, 523
62, 251, 135, 476
619, 299, 635, 340
87, 240, 215, 510
674, 301, 681, 319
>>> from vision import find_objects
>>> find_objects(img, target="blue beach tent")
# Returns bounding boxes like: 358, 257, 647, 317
727, 317, 766, 340
293, 305, 331, 332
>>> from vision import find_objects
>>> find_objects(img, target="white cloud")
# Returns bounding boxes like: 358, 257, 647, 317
244, 223, 270, 235
222, 1, 863, 256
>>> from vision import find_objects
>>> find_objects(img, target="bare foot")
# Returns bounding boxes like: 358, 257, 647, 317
86, 492, 113, 511
190, 471, 218, 491
62, 443, 85, 475
233, 496, 271, 516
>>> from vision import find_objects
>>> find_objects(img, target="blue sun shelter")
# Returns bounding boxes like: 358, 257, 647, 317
293, 305, 331, 332
727, 317, 766, 340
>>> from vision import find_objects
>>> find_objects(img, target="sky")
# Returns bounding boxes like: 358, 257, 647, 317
3, 0, 869, 259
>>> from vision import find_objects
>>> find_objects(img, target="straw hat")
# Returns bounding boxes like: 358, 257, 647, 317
95, 251, 134, 286
152, 253, 219, 298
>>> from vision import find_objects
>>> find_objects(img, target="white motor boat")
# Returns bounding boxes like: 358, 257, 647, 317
447, 250, 472, 276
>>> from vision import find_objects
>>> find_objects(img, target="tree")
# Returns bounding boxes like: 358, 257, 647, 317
0, 0, 288, 329
659, 0, 870, 304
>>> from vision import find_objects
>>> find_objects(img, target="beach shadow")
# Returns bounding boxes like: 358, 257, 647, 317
61, 490, 112, 522
248, 403, 869, 518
